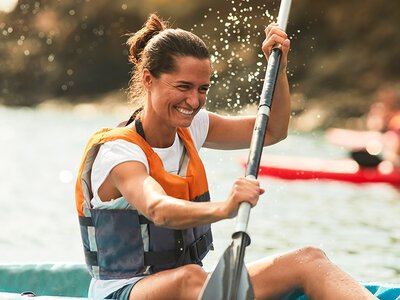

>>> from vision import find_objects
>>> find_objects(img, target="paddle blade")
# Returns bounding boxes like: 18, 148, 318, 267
198, 244, 254, 300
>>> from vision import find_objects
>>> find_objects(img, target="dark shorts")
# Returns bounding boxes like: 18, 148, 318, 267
105, 284, 135, 300
105, 277, 146, 300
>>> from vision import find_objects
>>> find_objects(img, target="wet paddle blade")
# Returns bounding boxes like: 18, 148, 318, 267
198, 243, 254, 300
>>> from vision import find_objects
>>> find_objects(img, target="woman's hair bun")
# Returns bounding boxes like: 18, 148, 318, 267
126, 14, 168, 64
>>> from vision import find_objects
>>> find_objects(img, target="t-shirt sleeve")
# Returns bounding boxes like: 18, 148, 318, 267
188, 109, 209, 151
91, 139, 149, 199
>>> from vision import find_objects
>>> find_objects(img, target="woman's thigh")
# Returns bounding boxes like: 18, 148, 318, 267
246, 250, 301, 300
129, 264, 208, 300
247, 247, 375, 300
247, 247, 327, 300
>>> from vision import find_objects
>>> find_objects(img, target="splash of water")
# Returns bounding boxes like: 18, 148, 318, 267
192, 0, 283, 114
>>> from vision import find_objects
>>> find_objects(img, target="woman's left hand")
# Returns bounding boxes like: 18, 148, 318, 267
262, 23, 290, 68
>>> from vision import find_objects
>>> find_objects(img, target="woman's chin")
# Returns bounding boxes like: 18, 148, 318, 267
172, 114, 196, 128
176, 120, 192, 128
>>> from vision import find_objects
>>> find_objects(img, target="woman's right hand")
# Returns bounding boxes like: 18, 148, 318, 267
262, 23, 290, 67
223, 177, 265, 219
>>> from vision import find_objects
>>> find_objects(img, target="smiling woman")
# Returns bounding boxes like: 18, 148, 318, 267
0, 0, 18, 13
73, 12, 379, 300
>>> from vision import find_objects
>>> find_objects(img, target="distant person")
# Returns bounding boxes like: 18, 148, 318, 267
366, 86, 399, 132
352, 87, 400, 167
75, 14, 377, 300
381, 109, 400, 166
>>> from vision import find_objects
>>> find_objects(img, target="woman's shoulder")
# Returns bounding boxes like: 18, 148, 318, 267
189, 109, 209, 131
94, 139, 149, 173
100, 139, 144, 156
188, 109, 209, 150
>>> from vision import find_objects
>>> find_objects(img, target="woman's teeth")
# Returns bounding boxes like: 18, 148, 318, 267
176, 107, 193, 115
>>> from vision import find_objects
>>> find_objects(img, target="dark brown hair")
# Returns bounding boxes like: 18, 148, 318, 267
126, 14, 210, 108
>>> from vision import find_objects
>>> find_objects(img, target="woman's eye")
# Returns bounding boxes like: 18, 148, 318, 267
199, 87, 209, 94
177, 85, 190, 91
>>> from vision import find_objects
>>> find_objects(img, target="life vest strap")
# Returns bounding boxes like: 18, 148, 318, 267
79, 214, 152, 226
144, 250, 177, 266
79, 213, 212, 270
80, 233, 213, 268
143, 228, 213, 267
134, 118, 146, 140
78, 216, 93, 227
83, 250, 98, 266
188, 229, 213, 261
138, 215, 153, 224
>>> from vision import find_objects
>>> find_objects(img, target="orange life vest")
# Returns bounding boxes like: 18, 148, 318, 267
75, 127, 213, 279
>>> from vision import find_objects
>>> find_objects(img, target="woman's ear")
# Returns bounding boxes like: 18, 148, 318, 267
142, 69, 152, 90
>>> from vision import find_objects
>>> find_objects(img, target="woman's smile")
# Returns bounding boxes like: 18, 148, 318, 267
175, 106, 195, 115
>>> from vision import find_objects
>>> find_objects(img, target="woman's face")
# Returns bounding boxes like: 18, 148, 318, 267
143, 56, 211, 129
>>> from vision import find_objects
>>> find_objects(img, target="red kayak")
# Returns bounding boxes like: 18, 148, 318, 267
240, 155, 400, 185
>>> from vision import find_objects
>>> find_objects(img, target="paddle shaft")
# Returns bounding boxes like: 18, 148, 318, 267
230, 42, 282, 300
231, 1, 292, 299
235, 0, 292, 235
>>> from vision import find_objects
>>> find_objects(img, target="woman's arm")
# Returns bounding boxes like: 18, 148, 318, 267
204, 24, 290, 150
204, 71, 290, 149
109, 160, 263, 229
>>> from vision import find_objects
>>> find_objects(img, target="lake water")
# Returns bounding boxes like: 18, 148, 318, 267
0, 105, 399, 284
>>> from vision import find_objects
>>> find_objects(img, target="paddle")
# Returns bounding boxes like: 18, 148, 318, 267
198, 1, 292, 299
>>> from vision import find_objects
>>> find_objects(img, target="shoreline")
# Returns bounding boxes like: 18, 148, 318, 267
1, 90, 369, 132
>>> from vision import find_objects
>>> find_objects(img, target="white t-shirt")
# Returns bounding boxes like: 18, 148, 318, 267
88, 109, 209, 299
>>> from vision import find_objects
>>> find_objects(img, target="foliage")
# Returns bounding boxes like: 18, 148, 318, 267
1, 0, 399, 117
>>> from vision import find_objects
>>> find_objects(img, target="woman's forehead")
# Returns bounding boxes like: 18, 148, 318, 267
168, 56, 211, 80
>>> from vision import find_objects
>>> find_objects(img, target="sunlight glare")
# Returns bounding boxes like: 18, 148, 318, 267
0, 0, 18, 13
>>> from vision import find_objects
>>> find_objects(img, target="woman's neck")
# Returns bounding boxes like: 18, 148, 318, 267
140, 112, 177, 148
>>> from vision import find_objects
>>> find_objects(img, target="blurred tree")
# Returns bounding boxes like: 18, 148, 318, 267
0, 0, 214, 105
0, 0, 399, 120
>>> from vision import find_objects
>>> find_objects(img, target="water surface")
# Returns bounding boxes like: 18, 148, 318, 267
1, 106, 399, 283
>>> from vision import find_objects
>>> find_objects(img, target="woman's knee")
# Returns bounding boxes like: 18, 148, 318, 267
294, 246, 328, 264
292, 247, 333, 286
176, 264, 208, 297
129, 265, 207, 300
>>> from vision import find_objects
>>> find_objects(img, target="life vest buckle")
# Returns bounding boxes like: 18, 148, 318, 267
189, 230, 213, 261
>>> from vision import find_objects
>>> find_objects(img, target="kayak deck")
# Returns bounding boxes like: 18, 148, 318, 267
0, 263, 90, 298
285, 282, 400, 300
0, 263, 399, 299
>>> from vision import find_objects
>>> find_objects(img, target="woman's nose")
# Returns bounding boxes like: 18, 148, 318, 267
185, 90, 201, 108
